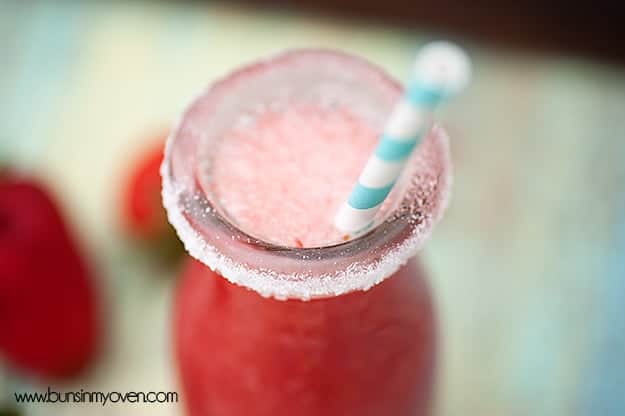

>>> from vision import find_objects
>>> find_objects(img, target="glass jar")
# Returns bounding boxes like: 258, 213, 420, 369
162, 49, 452, 415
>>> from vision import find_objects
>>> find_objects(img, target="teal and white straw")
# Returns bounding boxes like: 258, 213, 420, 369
335, 41, 472, 235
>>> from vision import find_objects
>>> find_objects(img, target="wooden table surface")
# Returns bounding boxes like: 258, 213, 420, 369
1, 1, 624, 415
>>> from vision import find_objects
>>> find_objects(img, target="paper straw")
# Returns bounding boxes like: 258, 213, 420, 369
335, 41, 472, 235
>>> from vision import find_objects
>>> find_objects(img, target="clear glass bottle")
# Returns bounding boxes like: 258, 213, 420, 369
162, 49, 452, 415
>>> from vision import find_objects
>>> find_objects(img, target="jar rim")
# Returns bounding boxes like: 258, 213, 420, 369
161, 49, 452, 300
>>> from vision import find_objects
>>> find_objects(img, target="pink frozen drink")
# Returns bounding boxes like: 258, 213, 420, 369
162, 50, 453, 415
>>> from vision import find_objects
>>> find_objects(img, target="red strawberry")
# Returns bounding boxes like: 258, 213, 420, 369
0, 175, 100, 379
120, 134, 182, 260
122, 137, 168, 240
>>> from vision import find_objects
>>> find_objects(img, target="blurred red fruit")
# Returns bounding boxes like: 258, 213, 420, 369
122, 138, 168, 240
0, 176, 100, 379
120, 133, 183, 262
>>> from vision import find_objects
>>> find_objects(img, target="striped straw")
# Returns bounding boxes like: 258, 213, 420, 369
335, 41, 472, 235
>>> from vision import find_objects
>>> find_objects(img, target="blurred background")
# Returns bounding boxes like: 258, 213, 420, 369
1, 0, 625, 415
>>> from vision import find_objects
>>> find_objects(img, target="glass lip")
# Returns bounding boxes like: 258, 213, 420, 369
206, 204, 368, 253
161, 48, 452, 299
